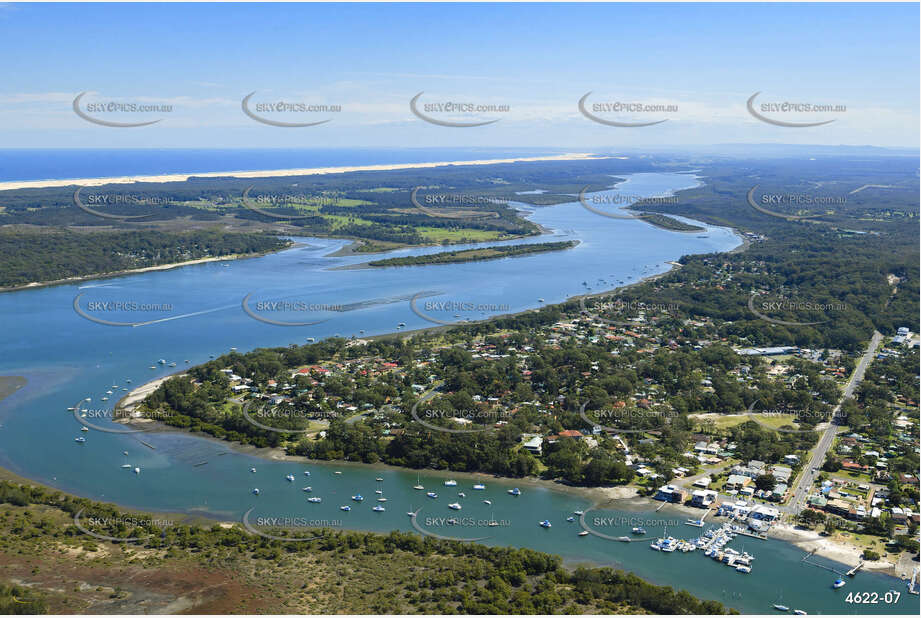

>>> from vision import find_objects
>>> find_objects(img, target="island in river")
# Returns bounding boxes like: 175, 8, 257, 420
366, 240, 579, 268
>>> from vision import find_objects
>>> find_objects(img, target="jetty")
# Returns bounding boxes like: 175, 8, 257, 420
846, 562, 864, 577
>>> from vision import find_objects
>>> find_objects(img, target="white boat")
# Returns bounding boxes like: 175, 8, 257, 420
121, 464, 131, 469
413, 484, 425, 490
444, 480, 457, 486
483, 500, 492, 505
334, 471, 342, 475
252, 488, 260, 495
792, 611, 807, 615
377, 497, 387, 502
457, 492, 466, 497
250, 467, 256, 473
101, 397, 108, 401
833, 579, 846, 589
472, 484, 486, 490
578, 530, 590, 536
375, 489, 383, 494
133, 467, 140, 474
304, 471, 310, 476
375, 477, 384, 481
302, 487, 312, 492
80, 426, 89, 432
539, 520, 551, 528
426, 492, 438, 499
372, 505, 385, 512
508, 488, 521, 496
566, 516, 575, 522
736, 565, 752, 573
285, 474, 295, 482
307, 497, 322, 503
772, 604, 789, 612
573, 510, 584, 516
448, 503, 462, 510
352, 494, 364, 501
74, 436, 86, 443
340, 505, 351, 511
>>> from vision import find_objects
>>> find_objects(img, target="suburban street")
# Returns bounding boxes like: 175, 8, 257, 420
785, 330, 884, 515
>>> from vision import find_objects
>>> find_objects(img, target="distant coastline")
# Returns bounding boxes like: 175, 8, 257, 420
0, 153, 606, 192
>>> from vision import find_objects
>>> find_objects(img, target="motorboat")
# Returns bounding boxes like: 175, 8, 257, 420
252, 488, 260, 495
833, 579, 846, 589
304, 471, 310, 476
250, 467, 256, 473
285, 474, 295, 482
566, 516, 575, 522
792, 611, 807, 615
578, 530, 590, 536
352, 494, 364, 501
372, 505, 385, 512
573, 510, 584, 516
448, 503, 462, 510
74, 437, 86, 443
472, 484, 486, 490
772, 604, 790, 612
508, 488, 521, 496
426, 492, 438, 499
375, 477, 384, 481
483, 500, 492, 505
133, 467, 140, 474
303, 487, 312, 492
457, 492, 466, 498
632, 527, 646, 535
444, 480, 457, 486
340, 505, 351, 511
539, 520, 552, 528
307, 497, 322, 503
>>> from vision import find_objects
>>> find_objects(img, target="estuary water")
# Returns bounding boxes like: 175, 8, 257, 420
0, 171, 915, 614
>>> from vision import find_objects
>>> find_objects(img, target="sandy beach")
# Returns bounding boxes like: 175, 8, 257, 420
769, 522, 898, 574
0, 153, 606, 192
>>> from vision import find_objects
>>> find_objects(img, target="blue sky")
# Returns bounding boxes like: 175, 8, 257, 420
0, 2, 917, 148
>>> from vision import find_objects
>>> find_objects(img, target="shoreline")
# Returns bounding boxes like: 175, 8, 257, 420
0, 245, 290, 294
0, 153, 606, 192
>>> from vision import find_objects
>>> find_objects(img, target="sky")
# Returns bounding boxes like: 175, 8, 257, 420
0, 2, 918, 149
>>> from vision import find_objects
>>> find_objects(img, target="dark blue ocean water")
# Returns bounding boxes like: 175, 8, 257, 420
0, 148, 561, 182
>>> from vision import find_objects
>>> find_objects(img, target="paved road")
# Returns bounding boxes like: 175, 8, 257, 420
786, 330, 883, 515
